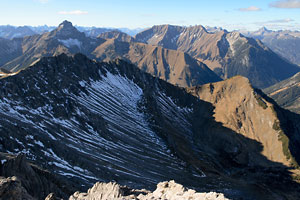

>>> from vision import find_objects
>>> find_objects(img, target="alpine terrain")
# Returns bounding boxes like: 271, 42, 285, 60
0, 53, 300, 199
0, 21, 221, 88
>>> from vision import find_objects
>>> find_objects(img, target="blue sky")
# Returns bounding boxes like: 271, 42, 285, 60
0, 0, 300, 31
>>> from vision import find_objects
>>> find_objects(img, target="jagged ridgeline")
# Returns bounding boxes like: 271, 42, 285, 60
1, 54, 300, 199
0, 21, 221, 88
1, 21, 300, 89
135, 25, 300, 88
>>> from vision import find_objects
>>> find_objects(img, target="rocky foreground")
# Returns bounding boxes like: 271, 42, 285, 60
0, 154, 229, 200
0, 176, 229, 200
69, 180, 229, 200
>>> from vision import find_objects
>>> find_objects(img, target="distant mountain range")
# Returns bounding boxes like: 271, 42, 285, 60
241, 27, 300, 66
1, 21, 299, 89
0, 25, 55, 39
0, 24, 143, 40
0, 21, 221, 88
135, 25, 300, 88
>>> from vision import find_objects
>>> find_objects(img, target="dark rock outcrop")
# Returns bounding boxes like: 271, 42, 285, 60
0, 176, 34, 200
0, 153, 73, 199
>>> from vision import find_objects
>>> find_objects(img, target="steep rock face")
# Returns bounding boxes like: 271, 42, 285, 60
69, 180, 229, 200
49, 20, 85, 40
135, 25, 225, 67
92, 39, 221, 87
135, 25, 186, 50
0, 153, 73, 199
264, 72, 300, 114
135, 25, 300, 88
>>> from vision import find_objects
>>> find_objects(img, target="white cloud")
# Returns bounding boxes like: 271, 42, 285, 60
267, 23, 300, 30
252, 18, 297, 30
254, 18, 294, 25
34, 0, 49, 3
270, 0, 300, 8
268, 18, 294, 23
58, 10, 88, 15
239, 6, 261, 12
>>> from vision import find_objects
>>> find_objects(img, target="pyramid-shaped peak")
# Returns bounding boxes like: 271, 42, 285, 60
56, 20, 77, 33
53, 20, 84, 39
58, 20, 73, 28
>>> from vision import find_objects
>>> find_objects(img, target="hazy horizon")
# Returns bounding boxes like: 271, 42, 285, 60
0, 20, 299, 33
0, 0, 299, 31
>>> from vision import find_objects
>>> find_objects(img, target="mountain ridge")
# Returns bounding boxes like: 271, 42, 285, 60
135, 24, 300, 88
92, 39, 221, 87
2, 21, 300, 88
0, 53, 300, 199
0, 21, 221, 88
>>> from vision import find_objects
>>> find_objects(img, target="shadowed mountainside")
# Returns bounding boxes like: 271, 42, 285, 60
0, 54, 300, 199
264, 72, 300, 114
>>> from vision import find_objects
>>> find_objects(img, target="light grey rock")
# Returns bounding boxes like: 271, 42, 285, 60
69, 180, 230, 200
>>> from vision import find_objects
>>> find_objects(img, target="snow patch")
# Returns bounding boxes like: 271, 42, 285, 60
34, 140, 44, 147
79, 81, 86, 87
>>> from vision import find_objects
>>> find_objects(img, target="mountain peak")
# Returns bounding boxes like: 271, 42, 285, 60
58, 20, 73, 28
53, 20, 84, 39
257, 26, 271, 34
57, 20, 76, 32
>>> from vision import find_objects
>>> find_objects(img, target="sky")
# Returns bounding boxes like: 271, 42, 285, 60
0, 0, 300, 31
